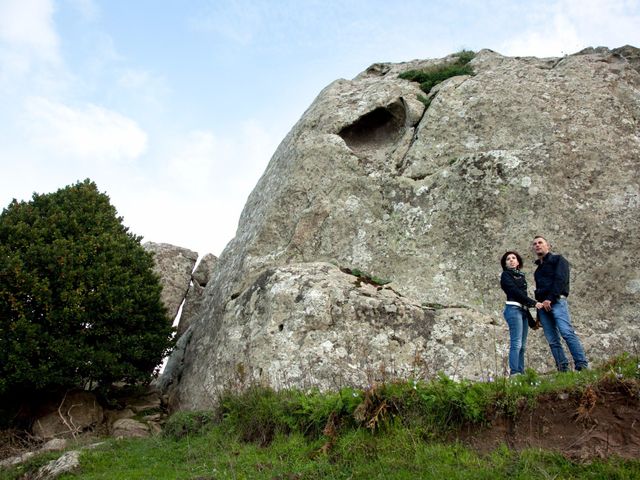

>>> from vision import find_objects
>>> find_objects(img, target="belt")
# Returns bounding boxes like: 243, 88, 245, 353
505, 301, 524, 308
558, 295, 567, 299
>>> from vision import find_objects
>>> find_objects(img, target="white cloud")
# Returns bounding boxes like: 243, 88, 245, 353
0, 0, 59, 63
113, 120, 280, 255
502, 11, 582, 57
189, 1, 265, 44
166, 130, 217, 188
66, 0, 99, 21
117, 68, 170, 109
164, 121, 278, 192
23, 96, 147, 160
502, 0, 640, 57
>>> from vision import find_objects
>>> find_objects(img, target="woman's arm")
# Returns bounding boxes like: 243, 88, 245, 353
500, 271, 537, 307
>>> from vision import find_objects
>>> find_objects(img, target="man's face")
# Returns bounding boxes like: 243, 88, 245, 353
532, 237, 550, 256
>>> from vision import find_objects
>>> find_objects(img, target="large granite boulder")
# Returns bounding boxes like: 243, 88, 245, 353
168, 262, 518, 408
143, 242, 198, 321
165, 46, 640, 410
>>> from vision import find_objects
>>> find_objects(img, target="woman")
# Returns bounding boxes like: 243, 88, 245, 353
500, 251, 542, 376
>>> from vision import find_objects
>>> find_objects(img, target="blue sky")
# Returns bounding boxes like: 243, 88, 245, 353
1, 0, 639, 256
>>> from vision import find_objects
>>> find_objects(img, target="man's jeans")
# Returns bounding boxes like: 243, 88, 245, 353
503, 304, 529, 375
538, 298, 588, 371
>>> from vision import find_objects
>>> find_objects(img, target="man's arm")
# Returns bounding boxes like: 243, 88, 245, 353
551, 255, 570, 299
542, 255, 570, 311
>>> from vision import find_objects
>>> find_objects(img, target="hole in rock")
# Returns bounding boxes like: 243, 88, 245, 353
338, 100, 406, 154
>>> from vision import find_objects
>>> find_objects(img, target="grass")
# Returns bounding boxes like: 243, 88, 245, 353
399, 49, 475, 96
2, 354, 640, 479
340, 266, 392, 287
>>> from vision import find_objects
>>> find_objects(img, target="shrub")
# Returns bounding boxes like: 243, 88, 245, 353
218, 386, 293, 446
399, 49, 475, 95
0, 180, 174, 404
217, 386, 363, 445
163, 410, 215, 440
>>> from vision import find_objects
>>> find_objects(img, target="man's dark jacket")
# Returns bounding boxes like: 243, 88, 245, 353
534, 252, 570, 302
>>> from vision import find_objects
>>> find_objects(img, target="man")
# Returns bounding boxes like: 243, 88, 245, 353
532, 235, 588, 371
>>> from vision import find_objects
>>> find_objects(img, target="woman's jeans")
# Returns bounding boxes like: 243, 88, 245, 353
503, 304, 528, 375
538, 298, 588, 371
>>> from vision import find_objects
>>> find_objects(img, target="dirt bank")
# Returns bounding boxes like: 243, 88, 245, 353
460, 377, 640, 460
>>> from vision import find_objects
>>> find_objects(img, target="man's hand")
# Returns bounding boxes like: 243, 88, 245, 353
542, 300, 552, 311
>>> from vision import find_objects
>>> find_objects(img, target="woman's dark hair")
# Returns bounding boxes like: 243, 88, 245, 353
501, 250, 523, 270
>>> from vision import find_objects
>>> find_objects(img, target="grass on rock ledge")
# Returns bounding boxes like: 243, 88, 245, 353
2, 354, 640, 479
399, 49, 475, 106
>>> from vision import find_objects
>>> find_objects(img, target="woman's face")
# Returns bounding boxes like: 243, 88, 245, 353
505, 253, 519, 269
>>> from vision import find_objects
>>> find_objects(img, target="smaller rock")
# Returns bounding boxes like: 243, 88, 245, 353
104, 407, 135, 427
0, 451, 36, 468
32, 391, 103, 440
192, 253, 218, 286
111, 418, 150, 439
148, 422, 163, 436
41, 438, 68, 452
32, 450, 80, 480
142, 413, 163, 422
127, 393, 161, 413
143, 242, 199, 320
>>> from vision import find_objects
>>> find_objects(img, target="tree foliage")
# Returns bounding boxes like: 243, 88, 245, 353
0, 180, 174, 399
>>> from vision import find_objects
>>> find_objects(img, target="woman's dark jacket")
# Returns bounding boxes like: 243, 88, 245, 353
500, 269, 537, 308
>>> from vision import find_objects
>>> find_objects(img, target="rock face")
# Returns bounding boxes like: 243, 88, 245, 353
165, 46, 640, 410
143, 242, 199, 321
177, 253, 218, 337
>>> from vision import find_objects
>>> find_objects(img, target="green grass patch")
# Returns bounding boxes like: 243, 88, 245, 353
162, 410, 216, 440
36, 428, 640, 479
3, 354, 640, 479
399, 49, 475, 95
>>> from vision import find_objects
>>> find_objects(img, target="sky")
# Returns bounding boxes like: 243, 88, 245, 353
1, 0, 639, 257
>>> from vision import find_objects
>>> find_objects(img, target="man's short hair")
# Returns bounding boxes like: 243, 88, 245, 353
532, 235, 552, 250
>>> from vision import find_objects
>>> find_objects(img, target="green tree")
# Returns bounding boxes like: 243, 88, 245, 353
0, 179, 174, 400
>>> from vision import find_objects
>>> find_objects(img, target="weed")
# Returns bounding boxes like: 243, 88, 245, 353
340, 266, 391, 287
399, 49, 476, 95
417, 94, 432, 108
163, 410, 215, 440
218, 386, 292, 446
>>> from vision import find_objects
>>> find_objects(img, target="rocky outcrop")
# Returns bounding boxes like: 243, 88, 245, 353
164, 46, 640, 410
29, 387, 166, 444
167, 262, 518, 408
177, 253, 218, 337
143, 242, 199, 321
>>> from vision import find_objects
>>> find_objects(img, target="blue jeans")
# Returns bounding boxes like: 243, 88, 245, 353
503, 305, 529, 375
538, 299, 588, 371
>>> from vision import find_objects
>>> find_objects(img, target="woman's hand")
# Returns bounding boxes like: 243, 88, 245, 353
535, 302, 544, 310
